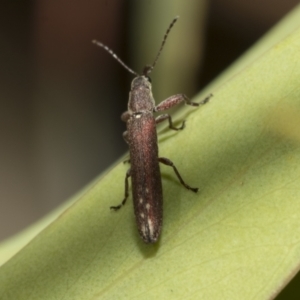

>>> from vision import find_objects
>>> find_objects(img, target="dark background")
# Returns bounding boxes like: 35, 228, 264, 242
0, 1, 298, 298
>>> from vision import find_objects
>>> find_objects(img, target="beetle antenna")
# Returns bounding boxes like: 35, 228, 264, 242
92, 40, 139, 76
144, 16, 179, 76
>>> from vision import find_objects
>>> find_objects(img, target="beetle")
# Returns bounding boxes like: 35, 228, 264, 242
93, 16, 211, 243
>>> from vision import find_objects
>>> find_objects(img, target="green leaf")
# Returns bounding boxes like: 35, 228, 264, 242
1, 5, 300, 300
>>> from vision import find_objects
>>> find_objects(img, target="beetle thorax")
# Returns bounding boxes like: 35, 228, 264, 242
128, 76, 155, 112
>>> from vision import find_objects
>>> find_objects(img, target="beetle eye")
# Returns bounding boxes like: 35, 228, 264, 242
146, 76, 152, 83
